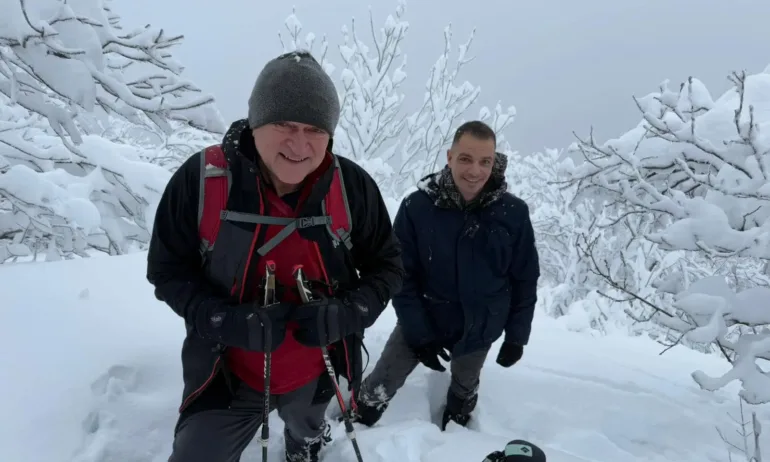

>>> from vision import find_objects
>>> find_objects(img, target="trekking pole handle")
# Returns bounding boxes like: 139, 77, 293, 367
293, 264, 365, 462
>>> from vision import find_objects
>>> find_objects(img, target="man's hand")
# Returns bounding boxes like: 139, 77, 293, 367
412, 343, 451, 372
195, 300, 293, 352
496, 342, 523, 368
291, 292, 366, 347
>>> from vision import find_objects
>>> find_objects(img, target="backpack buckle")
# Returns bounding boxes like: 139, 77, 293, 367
297, 216, 332, 229
298, 217, 315, 229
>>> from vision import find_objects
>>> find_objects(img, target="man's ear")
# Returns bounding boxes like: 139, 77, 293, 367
446, 148, 452, 164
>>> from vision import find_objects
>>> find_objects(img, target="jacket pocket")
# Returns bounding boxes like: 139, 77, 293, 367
422, 293, 462, 342
480, 224, 514, 277
481, 293, 510, 342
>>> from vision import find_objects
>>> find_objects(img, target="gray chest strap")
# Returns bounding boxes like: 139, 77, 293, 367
220, 210, 332, 256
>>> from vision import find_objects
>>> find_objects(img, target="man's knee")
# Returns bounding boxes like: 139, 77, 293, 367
360, 324, 419, 398
169, 409, 258, 462
278, 377, 331, 443
449, 348, 489, 399
170, 414, 236, 462
169, 436, 235, 462
449, 369, 482, 399
284, 401, 327, 438
389, 323, 416, 352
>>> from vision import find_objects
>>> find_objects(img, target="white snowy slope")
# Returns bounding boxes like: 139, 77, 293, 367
0, 253, 762, 462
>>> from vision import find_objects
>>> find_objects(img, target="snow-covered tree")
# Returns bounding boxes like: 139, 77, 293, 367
565, 69, 770, 404
278, 4, 406, 190
505, 148, 661, 333
506, 149, 588, 316
391, 31, 516, 197
334, 6, 408, 166
278, 6, 335, 75
0, 0, 224, 262
100, 119, 221, 172
276, 0, 516, 202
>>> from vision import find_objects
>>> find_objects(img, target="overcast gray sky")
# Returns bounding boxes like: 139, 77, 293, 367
118, 0, 770, 156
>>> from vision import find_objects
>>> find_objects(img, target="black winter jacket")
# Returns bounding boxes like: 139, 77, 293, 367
392, 153, 540, 357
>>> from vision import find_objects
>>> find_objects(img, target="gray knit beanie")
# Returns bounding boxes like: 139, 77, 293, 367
248, 50, 340, 135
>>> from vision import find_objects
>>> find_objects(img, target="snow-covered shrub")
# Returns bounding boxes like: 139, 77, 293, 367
100, 119, 221, 172
717, 397, 764, 461
277, 0, 516, 199
506, 150, 584, 313
503, 149, 630, 332
0, 0, 224, 262
565, 69, 770, 404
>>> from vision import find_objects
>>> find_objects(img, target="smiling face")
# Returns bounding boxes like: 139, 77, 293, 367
446, 133, 497, 202
252, 121, 330, 195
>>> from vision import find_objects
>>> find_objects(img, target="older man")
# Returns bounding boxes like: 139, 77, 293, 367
147, 50, 403, 462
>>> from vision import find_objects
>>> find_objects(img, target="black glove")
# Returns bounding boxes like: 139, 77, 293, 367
413, 343, 451, 372
496, 342, 523, 368
291, 292, 366, 347
195, 299, 293, 352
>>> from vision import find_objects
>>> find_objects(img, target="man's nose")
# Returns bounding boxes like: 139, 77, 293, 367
286, 131, 312, 153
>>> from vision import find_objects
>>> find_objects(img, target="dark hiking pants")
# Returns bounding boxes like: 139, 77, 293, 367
169, 374, 332, 462
358, 323, 489, 412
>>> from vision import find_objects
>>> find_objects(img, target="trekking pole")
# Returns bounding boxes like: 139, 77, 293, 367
293, 265, 365, 462
260, 261, 277, 462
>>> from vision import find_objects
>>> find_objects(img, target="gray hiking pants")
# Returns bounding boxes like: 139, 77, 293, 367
169, 376, 330, 462
358, 323, 489, 408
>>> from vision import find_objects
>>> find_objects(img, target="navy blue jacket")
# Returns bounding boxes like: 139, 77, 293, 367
392, 158, 540, 357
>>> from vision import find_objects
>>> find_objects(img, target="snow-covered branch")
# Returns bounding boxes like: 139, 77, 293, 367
334, 4, 408, 164
393, 23, 479, 188
507, 150, 583, 301
278, 0, 516, 199
0, 0, 224, 135
505, 149, 629, 332
278, 6, 335, 75
0, 0, 224, 262
564, 68, 770, 403
716, 398, 764, 462
567, 72, 770, 259
677, 275, 770, 404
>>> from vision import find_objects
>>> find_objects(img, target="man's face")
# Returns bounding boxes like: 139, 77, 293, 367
447, 134, 496, 201
252, 121, 330, 189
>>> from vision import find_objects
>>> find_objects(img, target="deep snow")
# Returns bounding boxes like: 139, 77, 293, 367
1, 252, 765, 462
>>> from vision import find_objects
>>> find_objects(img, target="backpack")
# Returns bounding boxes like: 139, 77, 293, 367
196, 145, 354, 259
196, 146, 371, 387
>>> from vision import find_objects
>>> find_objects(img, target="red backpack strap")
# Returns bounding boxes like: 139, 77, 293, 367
197, 145, 231, 255
204, 153, 352, 256
321, 156, 353, 252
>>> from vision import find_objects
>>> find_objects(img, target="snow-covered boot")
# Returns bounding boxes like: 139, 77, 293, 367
343, 386, 391, 427
441, 390, 478, 430
285, 421, 332, 462
347, 395, 389, 427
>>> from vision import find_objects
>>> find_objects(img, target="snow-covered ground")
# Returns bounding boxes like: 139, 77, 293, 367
3, 253, 765, 462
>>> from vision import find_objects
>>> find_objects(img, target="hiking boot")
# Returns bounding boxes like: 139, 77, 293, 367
441, 390, 478, 430
347, 397, 389, 427
285, 421, 332, 462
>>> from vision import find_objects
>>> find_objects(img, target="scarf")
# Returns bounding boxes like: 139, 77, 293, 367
418, 152, 509, 210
